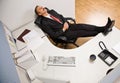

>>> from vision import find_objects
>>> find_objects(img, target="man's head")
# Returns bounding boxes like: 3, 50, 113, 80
35, 5, 47, 16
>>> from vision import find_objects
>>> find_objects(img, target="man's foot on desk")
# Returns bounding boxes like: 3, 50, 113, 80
103, 20, 115, 36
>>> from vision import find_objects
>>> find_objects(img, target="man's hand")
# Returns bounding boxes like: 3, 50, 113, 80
62, 22, 69, 32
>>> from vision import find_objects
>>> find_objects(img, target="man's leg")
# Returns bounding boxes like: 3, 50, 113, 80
65, 28, 100, 39
69, 17, 114, 35
69, 24, 105, 32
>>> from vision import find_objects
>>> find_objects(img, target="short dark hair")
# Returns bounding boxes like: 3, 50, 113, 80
35, 5, 39, 16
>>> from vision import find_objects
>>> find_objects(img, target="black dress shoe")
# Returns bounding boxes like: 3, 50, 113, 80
108, 17, 112, 24
103, 20, 115, 35
105, 17, 112, 27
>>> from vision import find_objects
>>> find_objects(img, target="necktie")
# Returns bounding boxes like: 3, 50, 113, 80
50, 15, 62, 24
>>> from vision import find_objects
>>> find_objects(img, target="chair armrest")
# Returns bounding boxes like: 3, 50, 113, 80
57, 36, 67, 41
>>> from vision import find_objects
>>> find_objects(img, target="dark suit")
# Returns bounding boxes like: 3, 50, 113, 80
35, 8, 105, 40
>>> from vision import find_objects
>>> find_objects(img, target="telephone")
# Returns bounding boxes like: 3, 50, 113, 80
98, 41, 118, 66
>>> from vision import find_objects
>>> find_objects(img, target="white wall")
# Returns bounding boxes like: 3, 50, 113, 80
0, 0, 75, 31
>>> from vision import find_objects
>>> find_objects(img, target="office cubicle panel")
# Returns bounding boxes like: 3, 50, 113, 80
100, 63, 120, 83
2, 22, 17, 53
0, 22, 20, 83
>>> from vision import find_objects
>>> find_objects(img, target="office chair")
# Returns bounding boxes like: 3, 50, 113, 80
34, 16, 79, 49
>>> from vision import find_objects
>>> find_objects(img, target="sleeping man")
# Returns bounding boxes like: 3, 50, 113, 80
34, 5, 115, 40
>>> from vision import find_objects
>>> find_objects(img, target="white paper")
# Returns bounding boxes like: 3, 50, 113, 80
112, 42, 120, 55
22, 29, 44, 51
27, 36, 44, 51
15, 48, 33, 63
15, 48, 28, 58
23, 30, 40, 43
27, 69, 36, 81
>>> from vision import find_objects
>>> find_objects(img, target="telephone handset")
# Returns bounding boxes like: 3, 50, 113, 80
98, 41, 118, 66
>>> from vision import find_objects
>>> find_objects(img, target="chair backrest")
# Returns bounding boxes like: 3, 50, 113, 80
34, 16, 45, 32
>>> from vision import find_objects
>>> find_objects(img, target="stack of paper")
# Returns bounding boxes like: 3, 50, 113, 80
15, 48, 33, 63
23, 30, 40, 43
23, 29, 44, 51
27, 36, 44, 51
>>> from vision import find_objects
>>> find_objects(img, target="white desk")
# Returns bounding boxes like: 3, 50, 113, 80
29, 27, 120, 83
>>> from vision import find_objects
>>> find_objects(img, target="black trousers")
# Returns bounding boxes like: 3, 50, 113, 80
64, 24, 105, 39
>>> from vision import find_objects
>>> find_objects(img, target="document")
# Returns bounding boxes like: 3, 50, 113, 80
15, 48, 33, 63
22, 29, 45, 51
112, 41, 120, 55
27, 36, 44, 51
23, 29, 40, 43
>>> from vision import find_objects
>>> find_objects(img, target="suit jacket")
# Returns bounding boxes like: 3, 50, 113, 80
35, 8, 68, 39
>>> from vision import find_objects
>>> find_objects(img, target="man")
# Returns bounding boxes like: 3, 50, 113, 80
34, 5, 115, 40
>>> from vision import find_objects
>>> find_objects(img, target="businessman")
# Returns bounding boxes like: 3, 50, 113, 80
34, 5, 115, 40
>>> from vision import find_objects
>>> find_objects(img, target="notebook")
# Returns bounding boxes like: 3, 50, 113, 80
17, 29, 30, 43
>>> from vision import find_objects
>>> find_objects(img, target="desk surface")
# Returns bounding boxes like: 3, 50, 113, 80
29, 27, 120, 83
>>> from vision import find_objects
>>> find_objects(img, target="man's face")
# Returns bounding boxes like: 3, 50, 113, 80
36, 6, 47, 16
